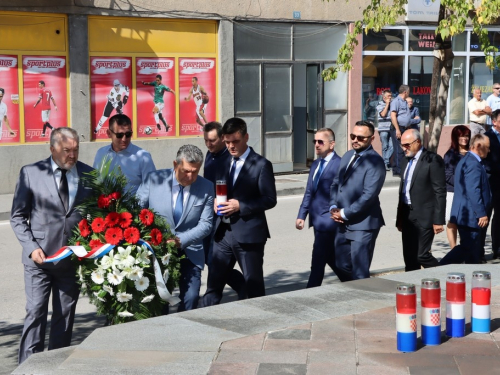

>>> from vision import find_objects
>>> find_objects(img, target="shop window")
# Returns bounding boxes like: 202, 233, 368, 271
294, 24, 345, 60
408, 56, 434, 124
263, 65, 291, 132
449, 57, 466, 124
234, 23, 292, 60
324, 64, 347, 110
363, 29, 404, 52
452, 33, 467, 52
469, 56, 500, 100
409, 29, 436, 52
235, 64, 261, 113
470, 31, 500, 53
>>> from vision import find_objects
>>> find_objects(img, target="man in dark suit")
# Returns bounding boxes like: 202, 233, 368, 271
484, 109, 500, 258
296, 128, 341, 287
396, 129, 446, 271
203, 117, 277, 305
440, 134, 492, 265
329, 121, 386, 281
137, 145, 214, 311
11, 128, 93, 364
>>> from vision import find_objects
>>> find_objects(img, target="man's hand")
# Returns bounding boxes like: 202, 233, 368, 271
478, 216, 489, 228
414, 116, 420, 120
167, 236, 181, 249
396, 129, 402, 139
397, 225, 402, 232
330, 208, 344, 223
54, 106, 58, 111
31, 248, 46, 264
384, 97, 391, 105
217, 199, 240, 216
433, 224, 444, 234
296, 219, 305, 230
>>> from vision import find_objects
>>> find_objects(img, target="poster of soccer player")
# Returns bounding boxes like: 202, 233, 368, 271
22, 56, 67, 143
0, 55, 20, 144
136, 58, 176, 138
179, 58, 216, 136
90, 57, 132, 140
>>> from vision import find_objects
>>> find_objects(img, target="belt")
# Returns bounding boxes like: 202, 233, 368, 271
471, 121, 485, 125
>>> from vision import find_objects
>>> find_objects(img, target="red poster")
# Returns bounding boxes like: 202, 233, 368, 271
0, 56, 20, 144
136, 58, 176, 138
179, 58, 216, 136
90, 57, 133, 140
22, 56, 67, 143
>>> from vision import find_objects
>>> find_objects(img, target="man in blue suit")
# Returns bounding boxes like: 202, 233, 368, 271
330, 121, 386, 281
203, 117, 277, 305
440, 134, 492, 265
296, 128, 341, 288
137, 144, 214, 311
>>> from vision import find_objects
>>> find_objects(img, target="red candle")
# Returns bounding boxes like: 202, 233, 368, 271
472, 287, 491, 305
422, 288, 440, 307
216, 182, 227, 196
446, 282, 465, 302
397, 293, 416, 314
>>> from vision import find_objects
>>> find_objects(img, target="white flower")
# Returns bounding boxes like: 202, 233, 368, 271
77, 266, 84, 282
100, 250, 115, 270
107, 269, 124, 285
93, 291, 106, 302
163, 269, 169, 283
91, 270, 105, 284
161, 253, 171, 265
102, 284, 114, 296
125, 266, 144, 281
114, 246, 136, 268
141, 294, 155, 303
118, 311, 134, 317
116, 292, 133, 302
134, 276, 150, 292
136, 246, 151, 265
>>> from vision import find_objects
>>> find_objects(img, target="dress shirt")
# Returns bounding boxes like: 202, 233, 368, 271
469, 150, 482, 163
493, 127, 500, 144
93, 143, 156, 195
312, 151, 335, 182
51, 157, 78, 209
172, 176, 191, 213
229, 146, 251, 186
402, 148, 423, 204
468, 98, 488, 124
486, 94, 500, 125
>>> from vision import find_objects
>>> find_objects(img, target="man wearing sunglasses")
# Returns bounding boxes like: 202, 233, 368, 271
486, 83, 500, 129
396, 129, 445, 272
296, 128, 341, 288
93, 114, 156, 195
329, 121, 386, 281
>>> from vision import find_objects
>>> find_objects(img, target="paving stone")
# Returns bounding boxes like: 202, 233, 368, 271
356, 365, 410, 375
257, 363, 307, 375
264, 338, 356, 352
422, 337, 500, 356
220, 333, 266, 351
310, 328, 355, 342
12, 347, 75, 375
311, 316, 354, 338
268, 329, 311, 340
455, 354, 500, 375
306, 362, 356, 375
289, 323, 312, 330
359, 352, 456, 367
409, 366, 460, 375
208, 362, 258, 375
307, 351, 356, 365
216, 350, 308, 364
355, 329, 400, 354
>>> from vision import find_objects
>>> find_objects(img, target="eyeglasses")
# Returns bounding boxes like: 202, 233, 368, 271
110, 129, 133, 139
494, 87, 500, 90
400, 139, 418, 149
350, 134, 370, 142
313, 139, 325, 145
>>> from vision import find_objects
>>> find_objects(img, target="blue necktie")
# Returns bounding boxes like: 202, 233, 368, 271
173, 185, 184, 225
313, 159, 325, 191
228, 157, 239, 191
403, 158, 414, 200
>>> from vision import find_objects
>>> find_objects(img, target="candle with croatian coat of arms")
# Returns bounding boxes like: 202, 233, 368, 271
421, 278, 441, 346
396, 283, 417, 352
446, 272, 466, 337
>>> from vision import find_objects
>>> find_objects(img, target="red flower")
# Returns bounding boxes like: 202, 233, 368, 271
139, 209, 154, 226
109, 192, 121, 200
118, 212, 133, 229
150, 228, 163, 246
89, 239, 104, 250
105, 212, 120, 227
80, 227, 91, 238
76, 241, 81, 246
78, 219, 91, 237
124, 227, 140, 244
91, 217, 106, 233
105, 227, 123, 245
97, 194, 110, 209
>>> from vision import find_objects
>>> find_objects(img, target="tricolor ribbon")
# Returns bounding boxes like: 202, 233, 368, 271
45, 239, 180, 306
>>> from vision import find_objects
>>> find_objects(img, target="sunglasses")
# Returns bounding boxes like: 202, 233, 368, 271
350, 134, 370, 142
494, 87, 500, 90
313, 139, 326, 145
110, 129, 133, 139
400, 139, 418, 149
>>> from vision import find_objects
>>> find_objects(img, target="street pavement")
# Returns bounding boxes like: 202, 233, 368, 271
0, 182, 495, 374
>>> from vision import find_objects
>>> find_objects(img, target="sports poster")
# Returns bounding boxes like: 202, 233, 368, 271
0, 55, 20, 143
22, 56, 67, 143
90, 57, 133, 140
136, 58, 176, 138
178, 58, 216, 136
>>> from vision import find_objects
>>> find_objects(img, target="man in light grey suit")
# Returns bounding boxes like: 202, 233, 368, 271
137, 144, 214, 311
11, 127, 93, 364
330, 121, 386, 281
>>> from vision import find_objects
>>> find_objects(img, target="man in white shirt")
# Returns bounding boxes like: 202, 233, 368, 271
486, 83, 500, 128
468, 88, 492, 136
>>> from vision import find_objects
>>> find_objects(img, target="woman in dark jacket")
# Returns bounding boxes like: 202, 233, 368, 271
443, 125, 471, 248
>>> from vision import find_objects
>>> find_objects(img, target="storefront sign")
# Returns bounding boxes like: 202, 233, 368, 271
0, 55, 20, 143
405, 0, 440, 23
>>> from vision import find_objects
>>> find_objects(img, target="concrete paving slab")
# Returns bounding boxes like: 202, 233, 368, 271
257, 363, 307, 375
12, 347, 75, 375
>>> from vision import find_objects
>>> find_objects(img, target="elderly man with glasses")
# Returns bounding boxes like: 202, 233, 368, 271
93, 113, 156, 194
486, 83, 500, 130
396, 129, 446, 272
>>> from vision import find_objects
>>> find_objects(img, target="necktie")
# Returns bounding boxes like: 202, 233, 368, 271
173, 185, 184, 225
313, 159, 325, 191
58, 168, 69, 211
403, 158, 414, 198
228, 157, 239, 191
344, 154, 360, 179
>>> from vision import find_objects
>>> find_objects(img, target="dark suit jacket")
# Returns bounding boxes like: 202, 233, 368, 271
484, 129, 500, 190
450, 152, 492, 228
297, 153, 341, 232
396, 149, 446, 228
10, 158, 94, 269
329, 147, 386, 230
216, 148, 277, 243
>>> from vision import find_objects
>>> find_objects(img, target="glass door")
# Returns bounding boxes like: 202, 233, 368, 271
306, 64, 322, 165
